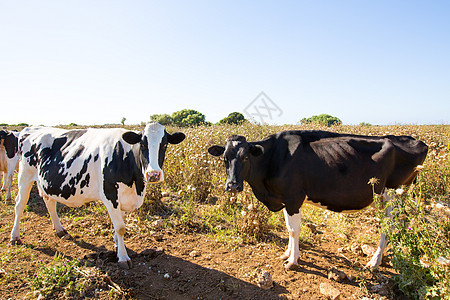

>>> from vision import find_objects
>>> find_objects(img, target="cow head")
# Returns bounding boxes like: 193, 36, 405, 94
122, 122, 185, 183
208, 135, 263, 192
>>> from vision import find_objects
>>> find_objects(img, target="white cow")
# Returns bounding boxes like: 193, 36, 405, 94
11, 122, 185, 268
0, 130, 20, 202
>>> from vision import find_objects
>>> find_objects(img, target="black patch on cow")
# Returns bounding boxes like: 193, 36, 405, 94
139, 136, 149, 170
158, 133, 169, 167
63, 129, 87, 141
66, 145, 85, 169
0, 131, 19, 159
22, 129, 92, 200
24, 143, 40, 167
80, 173, 90, 189
94, 153, 99, 162
103, 141, 145, 209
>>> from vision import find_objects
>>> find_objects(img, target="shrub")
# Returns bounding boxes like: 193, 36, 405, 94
301, 114, 342, 126
219, 112, 246, 125
150, 114, 173, 125
171, 109, 206, 127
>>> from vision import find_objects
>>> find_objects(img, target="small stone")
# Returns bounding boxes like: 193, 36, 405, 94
189, 250, 200, 257
328, 267, 346, 282
320, 282, 341, 300
163, 273, 171, 279
160, 196, 172, 203
152, 219, 165, 229
361, 244, 375, 257
437, 256, 450, 266
173, 270, 181, 278
337, 233, 347, 240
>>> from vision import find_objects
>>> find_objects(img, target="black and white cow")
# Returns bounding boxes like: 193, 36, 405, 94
208, 130, 428, 269
11, 122, 185, 268
0, 130, 20, 202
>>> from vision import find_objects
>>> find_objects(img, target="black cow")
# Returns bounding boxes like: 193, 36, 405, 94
208, 130, 428, 269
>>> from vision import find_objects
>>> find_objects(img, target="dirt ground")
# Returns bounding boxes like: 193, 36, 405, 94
0, 189, 406, 300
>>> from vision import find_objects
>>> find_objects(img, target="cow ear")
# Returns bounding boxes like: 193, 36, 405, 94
122, 131, 142, 145
249, 144, 264, 157
167, 132, 185, 144
208, 145, 225, 156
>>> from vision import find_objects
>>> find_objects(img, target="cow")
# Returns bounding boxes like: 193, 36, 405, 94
10, 122, 185, 268
208, 130, 428, 270
0, 130, 20, 203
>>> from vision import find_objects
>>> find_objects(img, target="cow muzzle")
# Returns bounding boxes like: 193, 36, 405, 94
226, 182, 243, 193
146, 170, 163, 183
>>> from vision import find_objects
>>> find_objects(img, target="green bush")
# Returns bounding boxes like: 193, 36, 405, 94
150, 114, 173, 125
301, 114, 342, 127
171, 109, 206, 127
219, 112, 246, 125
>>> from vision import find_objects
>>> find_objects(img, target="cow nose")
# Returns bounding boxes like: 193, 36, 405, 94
146, 170, 162, 183
226, 182, 241, 193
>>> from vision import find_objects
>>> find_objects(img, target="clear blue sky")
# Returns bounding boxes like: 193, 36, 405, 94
1, 1, 449, 126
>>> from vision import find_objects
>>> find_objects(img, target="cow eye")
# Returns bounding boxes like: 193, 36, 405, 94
242, 155, 249, 161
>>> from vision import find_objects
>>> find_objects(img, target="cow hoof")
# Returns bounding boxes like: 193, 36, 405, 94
56, 230, 72, 239
365, 262, 379, 270
280, 253, 289, 260
118, 260, 133, 269
283, 261, 299, 271
10, 238, 22, 246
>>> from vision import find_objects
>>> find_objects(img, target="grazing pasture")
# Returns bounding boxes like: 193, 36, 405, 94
0, 123, 449, 299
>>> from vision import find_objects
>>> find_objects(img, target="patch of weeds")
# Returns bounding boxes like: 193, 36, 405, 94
298, 224, 314, 245
374, 185, 450, 299
31, 253, 106, 299
0, 244, 34, 264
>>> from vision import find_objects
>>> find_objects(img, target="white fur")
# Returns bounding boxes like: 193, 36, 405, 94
282, 208, 302, 268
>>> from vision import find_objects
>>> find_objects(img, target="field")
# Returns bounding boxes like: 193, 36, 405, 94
0, 123, 449, 299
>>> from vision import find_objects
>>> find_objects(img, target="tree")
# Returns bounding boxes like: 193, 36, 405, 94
150, 114, 173, 125
121, 117, 126, 126
219, 112, 246, 125
300, 114, 342, 126
171, 109, 206, 127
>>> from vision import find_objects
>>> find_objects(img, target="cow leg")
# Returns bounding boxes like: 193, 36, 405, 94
0, 172, 5, 198
4, 168, 15, 202
113, 211, 126, 247
104, 204, 132, 269
367, 192, 393, 269
10, 173, 34, 245
281, 208, 301, 270
43, 196, 69, 238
